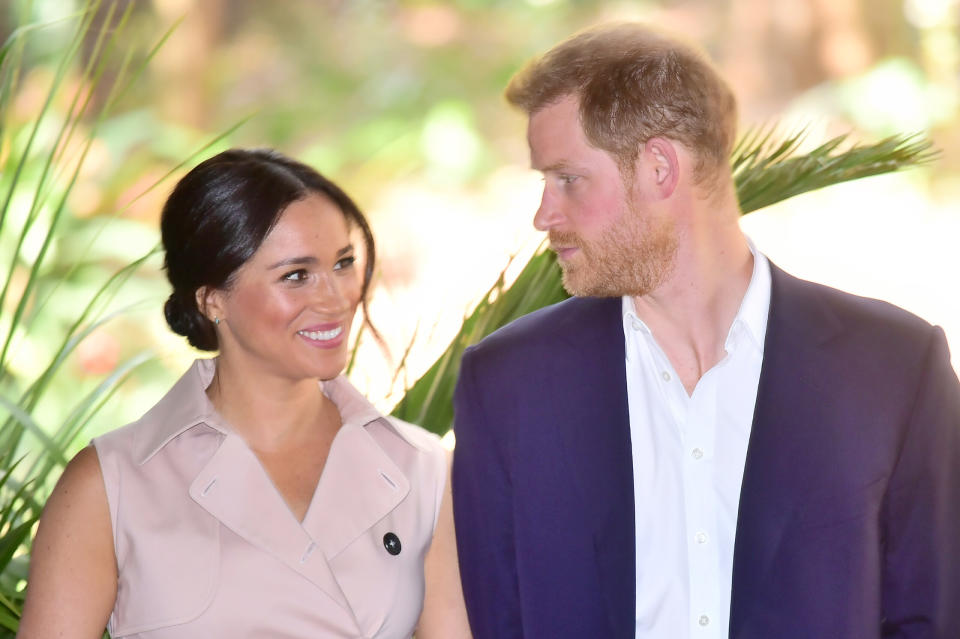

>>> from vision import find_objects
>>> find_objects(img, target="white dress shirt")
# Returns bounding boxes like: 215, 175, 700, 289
625, 246, 771, 639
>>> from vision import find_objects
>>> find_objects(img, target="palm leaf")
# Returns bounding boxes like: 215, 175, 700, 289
732, 128, 937, 213
393, 130, 936, 434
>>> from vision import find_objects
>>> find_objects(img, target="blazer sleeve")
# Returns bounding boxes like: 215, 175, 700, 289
880, 326, 960, 638
451, 346, 524, 639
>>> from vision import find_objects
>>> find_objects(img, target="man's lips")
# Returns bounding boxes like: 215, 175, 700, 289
551, 245, 579, 261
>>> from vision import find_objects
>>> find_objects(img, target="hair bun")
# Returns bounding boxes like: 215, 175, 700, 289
163, 292, 218, 351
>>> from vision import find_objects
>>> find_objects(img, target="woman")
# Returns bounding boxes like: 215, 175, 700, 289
18, 149, 471, 638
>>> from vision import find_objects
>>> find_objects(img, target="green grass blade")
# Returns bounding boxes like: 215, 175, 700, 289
25, 350, 153, 482
0, 456, 28, 532
0, 519, 36, 586
0, 1, 97, 235
0, 395, 67, 467
0, 248, 156, 456
0, 606, 20, 633
0, 2, 107, 367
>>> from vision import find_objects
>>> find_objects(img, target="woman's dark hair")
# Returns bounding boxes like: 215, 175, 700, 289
161, 148, 379, 351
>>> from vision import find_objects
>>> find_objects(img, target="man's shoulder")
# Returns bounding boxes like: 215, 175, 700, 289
775, 266, 933, 332
771, 266, 940, 364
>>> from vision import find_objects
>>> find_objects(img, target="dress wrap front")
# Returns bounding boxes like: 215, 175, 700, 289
93, 359, 447, 638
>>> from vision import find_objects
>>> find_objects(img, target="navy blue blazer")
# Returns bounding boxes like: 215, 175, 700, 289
452, 264, 960, 639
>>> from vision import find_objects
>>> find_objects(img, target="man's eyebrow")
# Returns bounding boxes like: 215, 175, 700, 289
533, 161, 573, 173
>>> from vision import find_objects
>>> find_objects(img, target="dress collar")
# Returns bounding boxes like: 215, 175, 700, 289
134, 358, 425, 465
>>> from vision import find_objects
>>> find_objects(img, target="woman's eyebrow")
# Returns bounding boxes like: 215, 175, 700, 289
266, 244, 353, 270
267, 256, 317, 270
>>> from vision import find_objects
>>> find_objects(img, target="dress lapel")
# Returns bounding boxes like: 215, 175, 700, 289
729, 264, 844, 638
302, 420, 410, 559
188, 433, 352, 611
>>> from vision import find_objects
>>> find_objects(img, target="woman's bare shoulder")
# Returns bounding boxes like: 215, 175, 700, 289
17, 446, 116, 638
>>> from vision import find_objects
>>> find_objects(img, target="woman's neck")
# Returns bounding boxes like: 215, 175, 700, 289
205, 357, 338, 453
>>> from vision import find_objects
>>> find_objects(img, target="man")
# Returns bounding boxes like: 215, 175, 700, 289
451, 23, 960, 639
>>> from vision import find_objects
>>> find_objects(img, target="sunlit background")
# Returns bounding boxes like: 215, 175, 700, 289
2, 0, 958, 451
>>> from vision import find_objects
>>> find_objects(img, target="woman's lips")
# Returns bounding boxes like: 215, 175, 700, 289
296, 324, 346, 348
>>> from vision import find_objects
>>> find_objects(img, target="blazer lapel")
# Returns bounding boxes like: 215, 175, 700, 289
553, 297, 636, 639
729, 264, 843, 638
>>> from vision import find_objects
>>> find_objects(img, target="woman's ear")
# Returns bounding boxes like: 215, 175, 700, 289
195, 286, 225, 324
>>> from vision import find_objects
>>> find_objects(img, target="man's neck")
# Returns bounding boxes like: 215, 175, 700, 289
631, 218, 753, 395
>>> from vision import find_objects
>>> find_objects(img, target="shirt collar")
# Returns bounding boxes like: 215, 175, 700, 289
621, 237, 771, 353
731, 238, 771, 352
134, 358, 426, 465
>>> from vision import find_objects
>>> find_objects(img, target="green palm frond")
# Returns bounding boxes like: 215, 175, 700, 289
732, 128, 937, 214
391, 248, 563, 431
394, 130, 937, 434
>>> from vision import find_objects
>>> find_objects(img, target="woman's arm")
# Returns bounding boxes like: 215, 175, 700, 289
415, 457, 472, 639
17, 446, 117, 639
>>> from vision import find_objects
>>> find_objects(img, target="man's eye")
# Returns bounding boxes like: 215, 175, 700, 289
334, 255, 356, 271
559, 174, 578, 185
283, 269, 308, 282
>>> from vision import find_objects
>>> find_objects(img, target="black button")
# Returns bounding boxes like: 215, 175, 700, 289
383, 532, 401, 556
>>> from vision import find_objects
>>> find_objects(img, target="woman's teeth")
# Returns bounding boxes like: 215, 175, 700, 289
297, 326, 343, 341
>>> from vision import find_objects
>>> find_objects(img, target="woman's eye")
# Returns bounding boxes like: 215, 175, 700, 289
334, 255, 356, 271
282, 269, 308, 282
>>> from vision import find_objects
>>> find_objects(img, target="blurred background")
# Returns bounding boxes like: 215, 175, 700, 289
2, 0, 958, 452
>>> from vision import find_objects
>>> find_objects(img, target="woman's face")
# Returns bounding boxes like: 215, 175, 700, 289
205, 193, 363, 383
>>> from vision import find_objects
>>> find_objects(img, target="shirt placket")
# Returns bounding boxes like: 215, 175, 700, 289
643, 335, 719, 637
684, 377, 721, 638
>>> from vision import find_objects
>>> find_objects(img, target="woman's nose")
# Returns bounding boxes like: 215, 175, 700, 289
312, 273, 349, 312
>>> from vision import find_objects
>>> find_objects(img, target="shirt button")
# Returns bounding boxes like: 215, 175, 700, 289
699, 615, 710, 626
691, 448, 704, 460
661, 371, 671, 382
695, 532, 708, 544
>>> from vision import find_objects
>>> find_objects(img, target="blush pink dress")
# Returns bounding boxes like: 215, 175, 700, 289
93, 358, 447, 638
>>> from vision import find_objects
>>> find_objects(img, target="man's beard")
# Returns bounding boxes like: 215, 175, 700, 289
551, 206, 678, 298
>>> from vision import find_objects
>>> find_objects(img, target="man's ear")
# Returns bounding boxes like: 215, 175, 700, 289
639, 137, 680, 198
195, 286, 225, 324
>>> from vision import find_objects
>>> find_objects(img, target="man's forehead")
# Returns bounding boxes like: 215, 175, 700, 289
528, 94, 581, 130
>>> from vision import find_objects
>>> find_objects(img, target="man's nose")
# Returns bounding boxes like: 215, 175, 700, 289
533, 187, 563, 231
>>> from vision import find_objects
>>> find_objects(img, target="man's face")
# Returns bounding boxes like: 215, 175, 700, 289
528, 95, 676, 298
